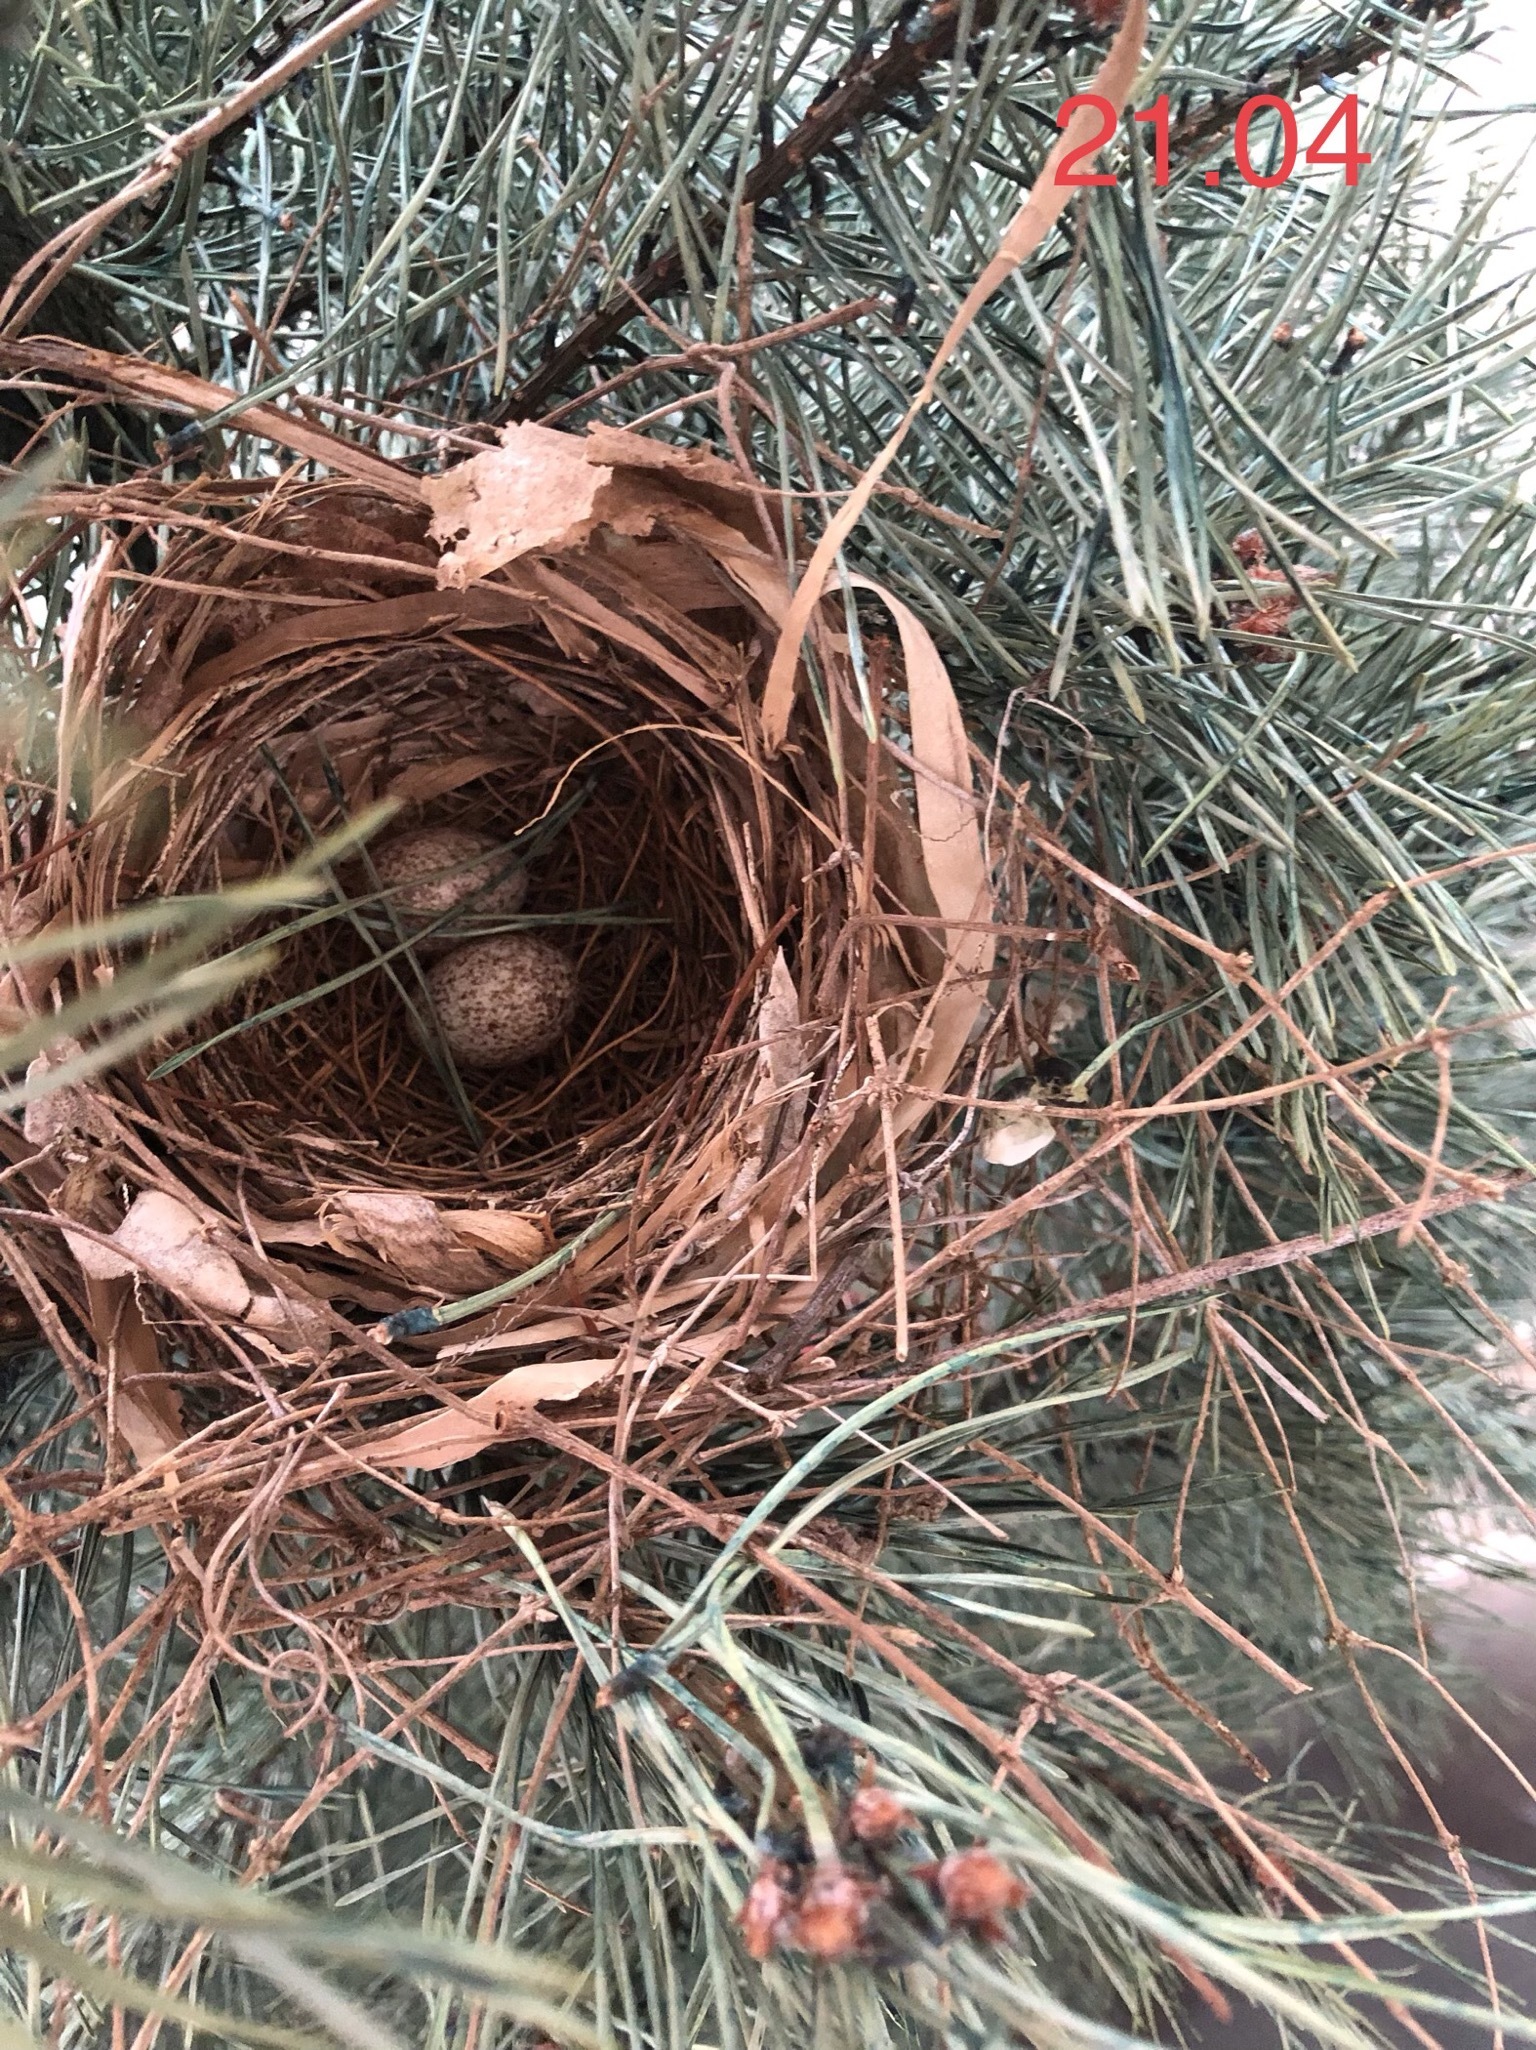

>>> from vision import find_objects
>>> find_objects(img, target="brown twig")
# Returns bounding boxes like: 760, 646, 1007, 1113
538, 295, 881, 428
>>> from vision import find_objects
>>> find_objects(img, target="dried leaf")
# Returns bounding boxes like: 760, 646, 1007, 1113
759, 0, 1148, 749
600, 538, 738, 615
860, 584, 986, 934
181, 585, 536, 699
82, 1273, 185, 1467
361, 1357, 615, 1470
323, 1190, 497, 1294
22, 1040, 117, 1151
567, 554, 746, 689
109, 1190, 253, 1318
521, 561, 721, 705
246, 1216, 330, 1249
64, 1228, 137, 1282
762, 949, 804, 1097
721, 950, 808, 1219
384, 754, 517, 805
450, 1209, 547, 1268
850, 579, 996, 1139
664, 504, 796, 627
243, 1291, 333, 1357
579, 425, 751, 495
425, 423, 618, 586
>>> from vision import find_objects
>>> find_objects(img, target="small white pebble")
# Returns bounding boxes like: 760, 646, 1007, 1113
981, 1107, 1055, 1168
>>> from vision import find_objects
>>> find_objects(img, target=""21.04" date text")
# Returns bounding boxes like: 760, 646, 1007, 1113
1057, 92, 1371, 190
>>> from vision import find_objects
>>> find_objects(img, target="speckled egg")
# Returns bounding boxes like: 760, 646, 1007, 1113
370, 827, 527, 955
419, 935, 579, 1067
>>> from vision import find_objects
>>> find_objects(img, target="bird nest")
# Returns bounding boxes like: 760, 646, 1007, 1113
2, 421, 996, 1480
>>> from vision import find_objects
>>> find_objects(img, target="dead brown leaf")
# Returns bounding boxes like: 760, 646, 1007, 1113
87, 1274, 185, 1467
384, 755, 519, 805
322, 1189, 499, 1295
358, 1357, 615, 1470
243, 1290, 333, 1357
450, 1209, 547, 1269
181, 585, 536, 699
851, 578, 996, 1138
107, 1190, 253, 1317
22, 1040, 118, 1152
579, 425, 751, 494
759, 0, 1148, 749
425, 423, 619, 586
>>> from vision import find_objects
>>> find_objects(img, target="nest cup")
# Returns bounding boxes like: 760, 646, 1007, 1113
96, 493, 754, 1206
8, 424, 993, 1471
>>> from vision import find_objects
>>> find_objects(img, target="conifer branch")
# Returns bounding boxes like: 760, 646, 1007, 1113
505, 0, 1005, 419
508, 0, 1474, 422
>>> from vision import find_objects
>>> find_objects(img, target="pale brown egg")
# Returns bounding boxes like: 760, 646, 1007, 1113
370, 827, 527, 955
418, 935, 578, 1067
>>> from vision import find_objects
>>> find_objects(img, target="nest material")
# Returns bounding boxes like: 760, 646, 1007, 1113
3, 423, 994, 1474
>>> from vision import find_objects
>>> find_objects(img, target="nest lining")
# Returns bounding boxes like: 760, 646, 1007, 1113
143, 640, 756, 1204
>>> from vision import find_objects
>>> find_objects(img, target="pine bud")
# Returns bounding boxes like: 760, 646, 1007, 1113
786, 1859, 877, 1960
927, 1846, 1030, 1942
846, 1780, 912, 1844
739, 1859, 793, 1961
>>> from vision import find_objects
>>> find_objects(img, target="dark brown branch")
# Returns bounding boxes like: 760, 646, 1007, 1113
504, 0, 1005, 420
507, 0, 1473, 423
